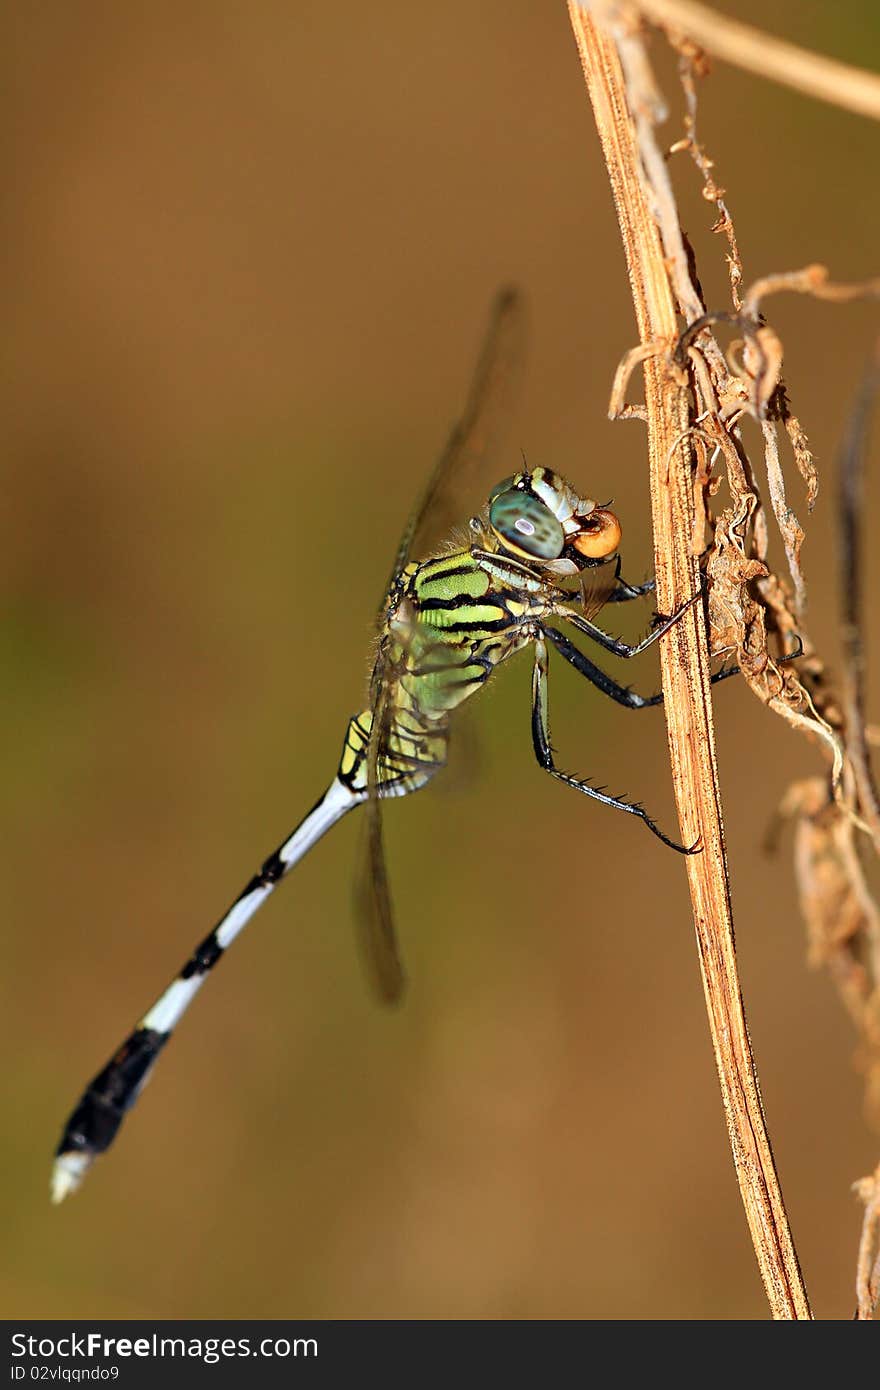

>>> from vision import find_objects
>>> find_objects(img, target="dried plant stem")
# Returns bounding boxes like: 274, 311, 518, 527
855, 1164, 880, 1319
839, 340, 880, 853
567, 4, 811, 1319
638, 0, 880, 122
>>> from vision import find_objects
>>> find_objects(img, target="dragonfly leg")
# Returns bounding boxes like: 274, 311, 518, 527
552, 582, 703, 659
542, 624, 740, 707
542, 624, 663, 708
605, 555, 656, 603
607, 576, 656, 602
530, 637, 699, 854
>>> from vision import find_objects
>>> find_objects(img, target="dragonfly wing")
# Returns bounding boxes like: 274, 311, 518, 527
579, 559, 619, 621
353, 671, 406, 1004
378, 286, 527, 614
356, 290, 524, 993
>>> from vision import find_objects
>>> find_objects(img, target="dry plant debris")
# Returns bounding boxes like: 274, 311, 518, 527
569, 0, 880, 1318
855, 1162, 880, 1320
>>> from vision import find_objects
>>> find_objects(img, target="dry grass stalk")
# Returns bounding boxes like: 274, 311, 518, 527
571, 0, 880, 1322
567, 1, 811, 1319
637, 0, 880, 121
855, 1163, 880, 1319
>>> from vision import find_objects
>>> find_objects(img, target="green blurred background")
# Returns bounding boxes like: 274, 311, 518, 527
3, 1, 879, 1319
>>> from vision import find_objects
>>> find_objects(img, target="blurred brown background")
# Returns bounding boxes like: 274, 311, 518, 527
3, 1, 879, 1320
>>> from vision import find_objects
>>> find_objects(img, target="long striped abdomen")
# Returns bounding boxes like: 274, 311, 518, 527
51, 778, 360, 1201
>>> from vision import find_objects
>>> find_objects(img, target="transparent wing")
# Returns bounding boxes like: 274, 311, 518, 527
355, 290, 525, 997
578, 559, 620, 622
352, 667, 406, 1004
378, 286, 527, 614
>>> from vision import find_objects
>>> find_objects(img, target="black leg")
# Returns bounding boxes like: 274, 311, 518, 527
542, 625, 740, 708
542, 625, 663, 709
552, 586, 702, 659
779, 634, 804, 664
606, 556, 656, 603
529, 638, 699, 854
607, 577, 657, 603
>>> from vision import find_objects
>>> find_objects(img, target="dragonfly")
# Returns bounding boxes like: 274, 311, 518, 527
51, 288, 720, 1203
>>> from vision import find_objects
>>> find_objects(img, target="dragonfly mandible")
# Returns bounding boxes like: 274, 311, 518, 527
52, 289, 720, 1203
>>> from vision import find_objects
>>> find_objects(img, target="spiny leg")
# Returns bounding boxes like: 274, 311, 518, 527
51, 777, 362, 1202
542, 624, 741, 709
552, 584, 703, 659
529, 636, 697, 854
542, 625, 664, 710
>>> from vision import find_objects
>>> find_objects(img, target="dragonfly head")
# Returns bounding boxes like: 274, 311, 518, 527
487, 468, 621, 575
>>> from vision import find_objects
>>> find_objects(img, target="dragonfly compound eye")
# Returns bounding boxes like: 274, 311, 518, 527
489, 474, 518, 503
488, 489, 565, 561
572, 508, 622, 559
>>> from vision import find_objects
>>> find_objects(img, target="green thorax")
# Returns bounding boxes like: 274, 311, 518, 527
338, 545, 551, 798
392, 546, 547, 718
